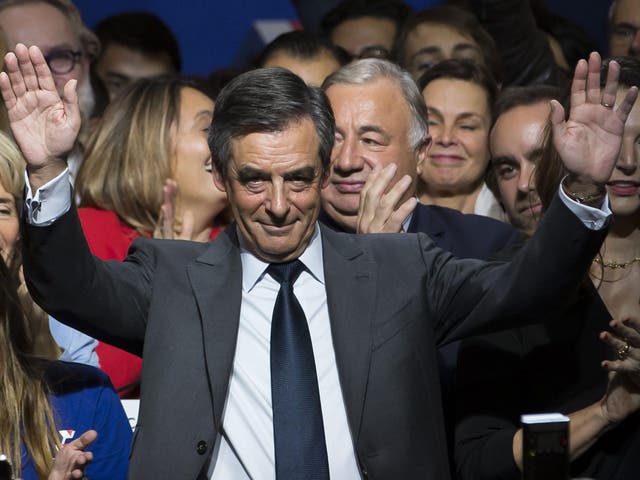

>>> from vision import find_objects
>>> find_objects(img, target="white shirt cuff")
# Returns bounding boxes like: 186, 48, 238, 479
24, 168, 72, 226
557, 177, 611, 230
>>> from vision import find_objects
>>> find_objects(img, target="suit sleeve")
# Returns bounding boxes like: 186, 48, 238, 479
22, 204, 153, 355
423, 193, 607, 345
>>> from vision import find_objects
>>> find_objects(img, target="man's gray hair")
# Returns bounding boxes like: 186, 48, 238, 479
322, 58, 429, 151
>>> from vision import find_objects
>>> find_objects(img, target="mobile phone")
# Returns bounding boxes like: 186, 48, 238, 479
521, 413, 570, 480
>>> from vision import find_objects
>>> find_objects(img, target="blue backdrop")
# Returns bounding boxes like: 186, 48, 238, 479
74, 0, 613, 76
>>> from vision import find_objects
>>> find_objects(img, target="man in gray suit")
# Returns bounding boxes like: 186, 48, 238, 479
2, 43, 636, 479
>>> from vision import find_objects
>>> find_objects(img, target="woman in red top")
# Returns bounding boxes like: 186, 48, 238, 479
74, 77, 228, 397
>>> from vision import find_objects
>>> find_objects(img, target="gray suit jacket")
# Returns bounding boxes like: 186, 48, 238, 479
22, 194, 605, 479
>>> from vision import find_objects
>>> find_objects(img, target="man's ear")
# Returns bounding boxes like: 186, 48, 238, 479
415, 136, 431, 176
212, 165, 227, 193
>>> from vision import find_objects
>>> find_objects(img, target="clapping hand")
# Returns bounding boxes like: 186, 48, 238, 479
48, 430, 97, 480
599, 318, 640, 425
551, 52, 638, 187
0, 44, 80, 189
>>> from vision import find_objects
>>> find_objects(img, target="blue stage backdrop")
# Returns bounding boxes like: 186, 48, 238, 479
74, 0, 613, 77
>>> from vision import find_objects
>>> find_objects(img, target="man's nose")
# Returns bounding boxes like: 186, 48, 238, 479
332, 136, 365, 174
518, 161, 537, 193
266, 181, 290, 219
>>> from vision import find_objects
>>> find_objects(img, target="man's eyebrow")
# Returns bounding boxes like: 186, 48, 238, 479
357, 125, 390, 138
283, 166, 317, 180
237, 166, 269, 181
526, 147, 545, 161
103, 72, 129, 82
615, 21, 640, 30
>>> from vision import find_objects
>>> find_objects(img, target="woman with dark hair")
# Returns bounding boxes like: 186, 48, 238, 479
74, 77, 229, 397
417, 59, 507, 221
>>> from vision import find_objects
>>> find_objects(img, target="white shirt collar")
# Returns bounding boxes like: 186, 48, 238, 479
238, 223, 325, 292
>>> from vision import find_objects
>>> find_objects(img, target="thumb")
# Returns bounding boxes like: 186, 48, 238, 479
549, 99, 565, 127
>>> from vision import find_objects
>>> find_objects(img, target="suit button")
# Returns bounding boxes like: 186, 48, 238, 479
196, 440, 208, 455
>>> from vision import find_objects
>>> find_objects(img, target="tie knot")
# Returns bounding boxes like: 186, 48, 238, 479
267, 259, 306, 285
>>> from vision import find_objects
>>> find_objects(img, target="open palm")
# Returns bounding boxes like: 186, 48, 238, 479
551, 52, 638, 184
0, 44, 80, 168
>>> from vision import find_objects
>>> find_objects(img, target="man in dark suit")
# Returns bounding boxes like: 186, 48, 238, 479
3, 43, 635, 479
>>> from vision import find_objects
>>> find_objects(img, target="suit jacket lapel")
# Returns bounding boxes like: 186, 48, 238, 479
187, 228, 243, 430
321, 226, 375, 441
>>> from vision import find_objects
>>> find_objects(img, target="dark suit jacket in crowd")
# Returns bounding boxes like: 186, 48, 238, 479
22, 194, 604, 480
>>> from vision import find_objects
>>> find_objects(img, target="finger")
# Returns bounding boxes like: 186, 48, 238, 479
161, 204, 173, 239
363, 174, 413, 233
615, 86, 639, 125
28, 45, 57, 93
600, 59, 620, 109
6, 46, 28, 98
613, 318, 640, 346
600, 330, 629, 351
388, 196, 418, 231
0, 71, 17, 109
70, 429, 97, 450
178, 210, 195, 240
358, 163, 397, 233
586, 52, 602, 104
62, 79, 80, 128
549, 100, 567, 147
570, 58, 588, 109
358, 163, 384, 214
19, 45, 41, 92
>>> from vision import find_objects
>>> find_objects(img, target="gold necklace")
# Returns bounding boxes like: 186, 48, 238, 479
593, 255, 640, 269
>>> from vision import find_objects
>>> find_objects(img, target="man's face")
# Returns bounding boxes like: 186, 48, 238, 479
322, 79, 425, 232
330, 16, 396, 60
95, 43, 176, 101
490, 102, 549, 235
0, 2, 94, 118
262, 51, 341, 87
610, 0, 640, 57
403, 22, 483, 81
608, 87, 640, 217
213, 119, 327, 263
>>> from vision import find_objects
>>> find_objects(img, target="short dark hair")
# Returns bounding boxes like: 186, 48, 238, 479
209, 68, 335, 180
418, 59, 498, 118
493, 84, 563, 124
394, 5, 502, 84
320, 0, 411, 38
256, 30, 349, 68
94, 11, 181, 72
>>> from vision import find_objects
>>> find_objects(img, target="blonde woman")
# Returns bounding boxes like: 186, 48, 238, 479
75, 76, 228, 397
0, 133, 131, 479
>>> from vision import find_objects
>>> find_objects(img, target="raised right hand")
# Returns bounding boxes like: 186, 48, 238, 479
0, 44, 80, 174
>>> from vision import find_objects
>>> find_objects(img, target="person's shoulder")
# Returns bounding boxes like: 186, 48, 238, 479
45, 360, 114, 394
78, 207, 122, 229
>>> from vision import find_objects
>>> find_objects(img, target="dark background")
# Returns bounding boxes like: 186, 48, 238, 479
74, 0, 614, 76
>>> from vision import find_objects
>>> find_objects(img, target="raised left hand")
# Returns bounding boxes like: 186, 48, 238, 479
153, 179, 195, 240
551, 52, 638, 185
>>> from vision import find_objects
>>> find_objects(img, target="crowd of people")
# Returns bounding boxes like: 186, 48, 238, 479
0, 0, 638, 479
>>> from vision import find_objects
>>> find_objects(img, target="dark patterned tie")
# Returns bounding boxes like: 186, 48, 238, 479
268, 260, 330, 480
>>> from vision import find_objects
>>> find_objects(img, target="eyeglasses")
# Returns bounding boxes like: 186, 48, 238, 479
44, 49, 82, 75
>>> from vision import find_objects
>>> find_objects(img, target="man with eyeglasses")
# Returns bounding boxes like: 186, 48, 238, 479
0, 0, 99, 168
610, 0, 640, 58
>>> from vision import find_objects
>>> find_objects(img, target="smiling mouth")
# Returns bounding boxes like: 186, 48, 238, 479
607, 181, 640, 196
429, 154, 464, 165
260, 222, 296, 235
